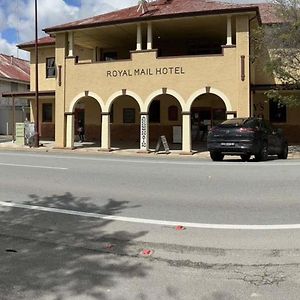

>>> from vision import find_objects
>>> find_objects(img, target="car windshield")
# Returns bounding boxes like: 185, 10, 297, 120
219, 118, 258, 128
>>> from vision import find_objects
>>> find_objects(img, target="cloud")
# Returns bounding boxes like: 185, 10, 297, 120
0, 34, 23, 58
0, 0, 137, 57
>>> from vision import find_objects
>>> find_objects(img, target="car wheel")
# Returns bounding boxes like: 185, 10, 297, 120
210, 151, 224, 161
241, 154, 251, 162
278, 143, 288, 159
255, 142, 268, 161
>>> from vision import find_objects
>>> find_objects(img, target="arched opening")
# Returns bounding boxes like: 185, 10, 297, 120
110, 95, 141, 150
191, 93, 226, 152
148, 94, 183, 150
73, 96, 102, 147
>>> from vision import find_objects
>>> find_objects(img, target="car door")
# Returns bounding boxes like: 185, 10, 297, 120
264, 120, 280, 154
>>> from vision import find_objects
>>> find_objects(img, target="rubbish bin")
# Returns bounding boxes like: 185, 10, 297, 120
15, 123, 25, 146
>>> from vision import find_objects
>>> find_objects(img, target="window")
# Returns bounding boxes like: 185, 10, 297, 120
42, 103, 53, 122
123, 108, 135, 123
168, 106, 178, 121
269, 100, 286, 123
149, 100, 160, 123
46, 57, 56, 78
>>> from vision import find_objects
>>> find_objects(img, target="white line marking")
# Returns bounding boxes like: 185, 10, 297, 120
0, 201, 299, 230
0, 163, 67, 170
0, 152, 299, 167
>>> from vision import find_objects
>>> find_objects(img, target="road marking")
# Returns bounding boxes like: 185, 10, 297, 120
0, 163, 67, 170
1, 201, 300, 230
0, 152, 299, 167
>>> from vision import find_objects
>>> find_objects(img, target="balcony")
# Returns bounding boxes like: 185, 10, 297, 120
63, 14, 239, 102
70, 14, 236, 64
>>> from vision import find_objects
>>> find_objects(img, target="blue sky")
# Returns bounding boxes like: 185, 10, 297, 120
0, 0, 137, 58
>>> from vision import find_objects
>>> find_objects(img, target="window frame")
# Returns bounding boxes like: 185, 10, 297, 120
123, 108, 136, 124
269, 100, 287, 123
42, 103, 53, 123
46, 57, 56, 78
168, 105, 179, 121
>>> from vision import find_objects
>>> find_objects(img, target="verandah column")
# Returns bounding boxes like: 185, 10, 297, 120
147, 22, 152, 50
181, 112, 192, 154
101, 112, 111, 151
68, 32, 74, 57
136, 23, 142, 51
139, 113, 149, 152
65, 112, 74, 149
226, 16, 232, 46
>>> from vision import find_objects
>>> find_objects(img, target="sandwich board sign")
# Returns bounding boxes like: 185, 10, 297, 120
155, 135, 170, 154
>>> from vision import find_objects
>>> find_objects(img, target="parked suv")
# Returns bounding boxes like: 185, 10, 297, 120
207, 117, 288, 161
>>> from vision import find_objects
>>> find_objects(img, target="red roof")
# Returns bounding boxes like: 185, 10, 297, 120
44, 0, 261, 33
255, 3, 283, 24
19, 1, 281, 49
0, 54, 30, 83
18, 36, 55, 50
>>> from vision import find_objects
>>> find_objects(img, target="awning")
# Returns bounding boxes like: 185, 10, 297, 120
1, 90, 55, 99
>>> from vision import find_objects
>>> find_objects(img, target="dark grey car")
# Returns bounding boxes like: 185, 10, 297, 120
207, 117, 288, 161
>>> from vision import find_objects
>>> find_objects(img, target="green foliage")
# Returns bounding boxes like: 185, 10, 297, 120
265, 89, 300, 106
253, 0, 300, 106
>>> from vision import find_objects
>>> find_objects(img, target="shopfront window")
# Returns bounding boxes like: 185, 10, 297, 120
269, 100, 286, 123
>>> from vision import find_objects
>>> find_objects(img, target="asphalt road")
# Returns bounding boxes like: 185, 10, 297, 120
0, 151, 299, 225
2, 234, 300, 300
1, 150, 300, 299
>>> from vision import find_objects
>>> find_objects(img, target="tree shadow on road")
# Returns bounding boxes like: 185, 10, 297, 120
0, 192, 150, 300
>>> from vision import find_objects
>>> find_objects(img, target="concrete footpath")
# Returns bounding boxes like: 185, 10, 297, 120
1, 136, 300, 159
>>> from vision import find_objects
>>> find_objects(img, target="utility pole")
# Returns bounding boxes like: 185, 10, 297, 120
34, 0, 40, 147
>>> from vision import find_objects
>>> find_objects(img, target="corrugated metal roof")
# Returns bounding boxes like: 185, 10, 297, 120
18, 36, 55, 50
0, 54, 30, 83
255, 3, 282, 24
44, 0, 261, 33
19, 1, 281, 48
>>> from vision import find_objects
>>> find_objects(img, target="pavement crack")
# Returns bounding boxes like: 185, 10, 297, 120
233, 267, 287, 286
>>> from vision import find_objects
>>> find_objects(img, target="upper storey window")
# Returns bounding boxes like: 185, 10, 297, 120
46, 57, 56, 78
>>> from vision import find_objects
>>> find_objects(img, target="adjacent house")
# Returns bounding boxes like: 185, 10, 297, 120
4, 0, 299, 150
0, 54, 30, 135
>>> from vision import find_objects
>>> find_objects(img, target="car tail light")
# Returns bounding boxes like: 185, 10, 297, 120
239, 127, 256, 133
209, 127, 218, 133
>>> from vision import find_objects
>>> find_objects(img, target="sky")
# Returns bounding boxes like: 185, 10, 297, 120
0, 0, 137, 59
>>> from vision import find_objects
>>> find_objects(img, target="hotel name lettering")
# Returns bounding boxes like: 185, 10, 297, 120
106, 66, 185, 78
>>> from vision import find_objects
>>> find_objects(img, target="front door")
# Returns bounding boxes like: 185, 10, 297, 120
191, 108, 211, 142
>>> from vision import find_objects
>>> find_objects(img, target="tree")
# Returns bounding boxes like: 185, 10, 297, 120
254, 0, 300, 106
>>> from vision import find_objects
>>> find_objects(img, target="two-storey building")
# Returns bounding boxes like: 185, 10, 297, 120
0, 54, 30, 135
13, 0, 300, 151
